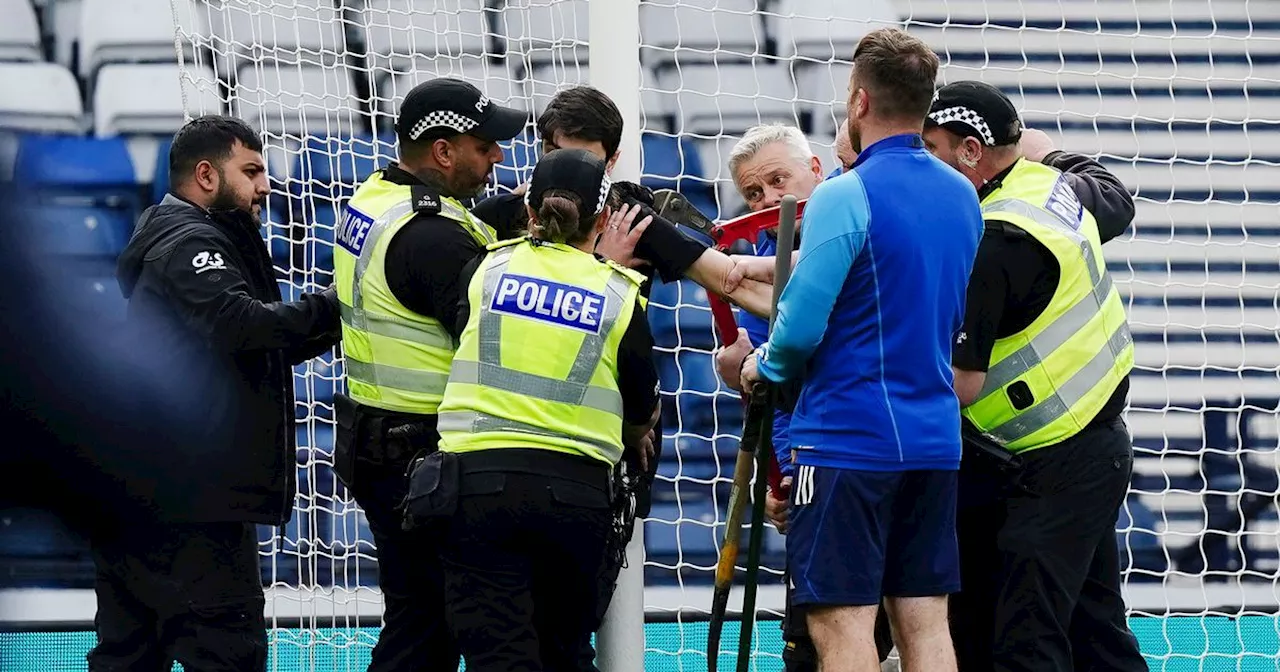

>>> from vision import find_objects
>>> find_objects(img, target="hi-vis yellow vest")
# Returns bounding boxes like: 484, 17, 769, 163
962, 159, 1134, 453
437, 237, 646, 466
334, 171, 496, 415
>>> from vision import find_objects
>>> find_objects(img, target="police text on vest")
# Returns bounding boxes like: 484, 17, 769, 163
336, 207, 377, 256
491, 274, 606, 334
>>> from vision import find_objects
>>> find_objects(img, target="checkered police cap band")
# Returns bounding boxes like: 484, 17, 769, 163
595, 173, 612, 216
928, 105, 996, 146
524, 155, 614, 216
408, 110, 478, 140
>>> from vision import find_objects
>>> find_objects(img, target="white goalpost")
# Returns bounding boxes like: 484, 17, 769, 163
154, 0, 1280, 670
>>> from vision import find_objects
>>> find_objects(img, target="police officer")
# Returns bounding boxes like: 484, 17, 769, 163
425, 148, 660, 672
923, 81, 1149, 672
332, 77, 527, 671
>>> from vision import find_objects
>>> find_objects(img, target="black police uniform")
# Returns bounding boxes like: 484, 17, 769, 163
332, 76, 531, 671
412, 150, 662, 672
332, 167, 526, 672
927, 81, 1148, 672
471, 181, 707, 665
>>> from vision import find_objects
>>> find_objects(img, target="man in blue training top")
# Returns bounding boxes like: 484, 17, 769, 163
742, 27, 983, 672
717, 122, 896, 672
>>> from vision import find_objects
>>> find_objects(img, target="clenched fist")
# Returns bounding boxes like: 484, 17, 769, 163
714, 328, 753, 392
766, 476, 793, 533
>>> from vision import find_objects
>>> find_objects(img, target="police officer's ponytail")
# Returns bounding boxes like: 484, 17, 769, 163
531, 189, 596, 245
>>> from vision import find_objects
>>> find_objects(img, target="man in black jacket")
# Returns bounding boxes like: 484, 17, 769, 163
924, 82, 1147, 672
91, 115, 341, 672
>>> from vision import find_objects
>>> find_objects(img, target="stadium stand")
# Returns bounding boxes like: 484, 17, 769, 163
1, 0, 1277, 602
0, 0, 43, 62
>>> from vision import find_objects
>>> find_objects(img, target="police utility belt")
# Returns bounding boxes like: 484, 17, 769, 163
333, 392, 439, 489
401, 448, 614, 530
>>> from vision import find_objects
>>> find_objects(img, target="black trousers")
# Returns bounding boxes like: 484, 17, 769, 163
441, 450, 613, 672
951, 417, 1148, 672
348, 456, 458, 672
86, 521, 266, 672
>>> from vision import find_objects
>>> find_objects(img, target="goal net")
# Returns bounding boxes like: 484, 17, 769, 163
169, 0, 1280, 669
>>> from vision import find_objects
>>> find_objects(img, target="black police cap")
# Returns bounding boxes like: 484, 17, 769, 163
395, 77, 528, 143
926, 81, 1023, 147
526, 148, 612, 218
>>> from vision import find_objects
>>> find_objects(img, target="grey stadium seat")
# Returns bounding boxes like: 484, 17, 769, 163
79, 0, 200, 80
640, 0, 766, 68
374, 55, 526, 131
203, 0, 346, 78
771, 0, 900, 62
659, 61, 799, 136
232, 65, 357, 137
496, 0, 590, 68
0, 0, 43, 62
361, 0, 492, 76
0, 61, 84, 134
93, 63, 223, 137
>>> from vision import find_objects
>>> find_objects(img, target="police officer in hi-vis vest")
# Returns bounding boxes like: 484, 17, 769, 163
923, 82, 1149, 672
332, 77, 527, 671
420, 148, 660, 672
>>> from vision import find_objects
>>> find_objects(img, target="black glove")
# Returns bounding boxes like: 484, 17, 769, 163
609, 180, 655, 209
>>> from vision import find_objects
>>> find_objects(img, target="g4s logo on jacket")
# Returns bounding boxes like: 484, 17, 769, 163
191, 250, 227, 274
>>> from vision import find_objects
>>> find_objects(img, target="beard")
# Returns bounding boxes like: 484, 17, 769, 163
210, 181, 264, 224
444, 162, 491, 199
848, 121, 863, 154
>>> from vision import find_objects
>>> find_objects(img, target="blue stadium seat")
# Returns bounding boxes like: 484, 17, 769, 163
494, 129, 539, 190
15, 135, 139, 201
645, 499, 722, 565
290, 135, 396, 277
17, 203, 133, 257
293, 134, 396, 203
151, 136, 172, 205
0, 508, 94, 588
640, 132, 719, 218
14, 135, 141, 259
295, 422, 337, 463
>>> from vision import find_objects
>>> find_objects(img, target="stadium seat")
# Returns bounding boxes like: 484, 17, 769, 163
771, 0, 901, 62
94, 63, 223, 137
493, 127, 539, 190
659, 62, 799, 136
0, 61, 85, 134
207, 0, 345, 76
233, 66, 358, 137
293, 134, 396, 203
13, 135, 141, 257
18, 203, 133, 257
793, 59, 851, 136
150, 136, 179, 205
0, 0, 43, 62
644, 500, 721, 564
640, 131, 707, 185
373, 54, 527, 133
361, 0, 492, 74
498, 0, 589, 68
79, 0, 200, 81
639, 0, 765, 68
0, 508, 94, 588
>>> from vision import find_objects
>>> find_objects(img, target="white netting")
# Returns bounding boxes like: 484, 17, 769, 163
169, 0, 1280, 669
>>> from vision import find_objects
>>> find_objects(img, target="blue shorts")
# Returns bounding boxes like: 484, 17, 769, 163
786, 466, 960, 606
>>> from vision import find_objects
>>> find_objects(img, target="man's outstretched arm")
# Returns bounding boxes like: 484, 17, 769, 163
685, 249, 776, 318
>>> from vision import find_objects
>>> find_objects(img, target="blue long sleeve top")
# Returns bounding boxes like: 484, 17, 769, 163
757, 133, 983, 472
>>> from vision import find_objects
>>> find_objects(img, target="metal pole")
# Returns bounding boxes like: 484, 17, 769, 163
591, 1, 644, 670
